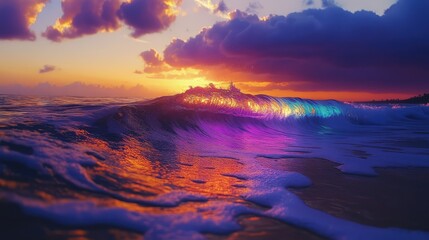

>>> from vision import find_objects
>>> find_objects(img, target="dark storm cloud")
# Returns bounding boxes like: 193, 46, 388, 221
43, 0, 181, 42
0, 0, 48, 40
158, 0, 429, 93
39, 65, 57, 74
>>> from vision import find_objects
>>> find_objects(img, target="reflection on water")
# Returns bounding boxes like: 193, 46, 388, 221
1, 95, 429, 239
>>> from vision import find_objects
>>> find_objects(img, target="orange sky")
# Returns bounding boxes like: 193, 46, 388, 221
1, 0, 422, 101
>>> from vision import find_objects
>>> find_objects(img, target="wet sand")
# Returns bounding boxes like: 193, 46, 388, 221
207, 215, 326, 240
259, 157, 429, 231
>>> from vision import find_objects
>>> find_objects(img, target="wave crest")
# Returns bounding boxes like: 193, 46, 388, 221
177, 85, 344, 120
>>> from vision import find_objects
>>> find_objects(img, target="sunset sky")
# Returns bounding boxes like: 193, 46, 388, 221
1, 0, 428, 101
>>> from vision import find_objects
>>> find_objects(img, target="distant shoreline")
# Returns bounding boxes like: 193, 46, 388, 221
358, 93, 429, 104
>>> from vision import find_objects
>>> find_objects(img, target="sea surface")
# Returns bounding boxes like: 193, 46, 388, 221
0, 90, 429, 240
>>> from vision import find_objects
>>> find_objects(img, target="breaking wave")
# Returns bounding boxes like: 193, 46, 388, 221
111, 86, 429, 133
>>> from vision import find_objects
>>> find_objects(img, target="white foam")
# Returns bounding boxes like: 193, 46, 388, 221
6, 194, 251, 240
239, 166, 429, 240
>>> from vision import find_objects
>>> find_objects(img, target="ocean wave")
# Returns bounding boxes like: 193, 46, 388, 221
107, 86, 429, 135
1, 91, 429, 239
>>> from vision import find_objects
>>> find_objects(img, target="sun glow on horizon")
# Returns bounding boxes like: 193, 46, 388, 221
1, 0, 425, 102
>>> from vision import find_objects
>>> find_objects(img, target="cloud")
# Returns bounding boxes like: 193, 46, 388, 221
152, 0, 429, 93
0, 82, 160, 98
141, 49, 163, 66
43, 0, 122, 42
39, 65, 57, 74
194, 0, 229, 18
214, 0, 228, 14
138, 49, 206, 81
246, 2, 263, 14
0, 0, 48, 40
140, 49, 171, 73
43, 0, 181, 42
321, 0, 336, 8
303, 0, 336, 8
303, 0, 314, 5
118, 0, 182, 38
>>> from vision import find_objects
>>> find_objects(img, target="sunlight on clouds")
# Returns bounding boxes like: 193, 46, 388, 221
193, 0, 229, 18
194, 0, 217, 11
260, 16, 269, 21
42, 0, 183, 41
165, 0, 182, 17
52, 19, 72, 33
28, 2, 47, 25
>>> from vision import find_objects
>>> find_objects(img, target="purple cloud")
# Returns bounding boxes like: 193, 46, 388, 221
303, 0, 336, 7
246, 2, 263, 14
43, 0, 181, 42
0, 0, 48, 41
214, 0, 228, 14
118, 0, 182, 38
141, 49, 163, 66
321, 0, 336, 8
43, 0, 122, 42
140, 49, 173, 73
154, 0, 429, 93
39, 65, 57, 74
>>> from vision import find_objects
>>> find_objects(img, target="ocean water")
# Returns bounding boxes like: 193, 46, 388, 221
0, 90, 429, 240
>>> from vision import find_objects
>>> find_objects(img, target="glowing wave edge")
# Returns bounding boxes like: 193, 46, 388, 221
176, 84, 344, 120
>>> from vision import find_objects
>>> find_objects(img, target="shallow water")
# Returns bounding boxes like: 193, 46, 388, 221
0, 92, 429, 240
